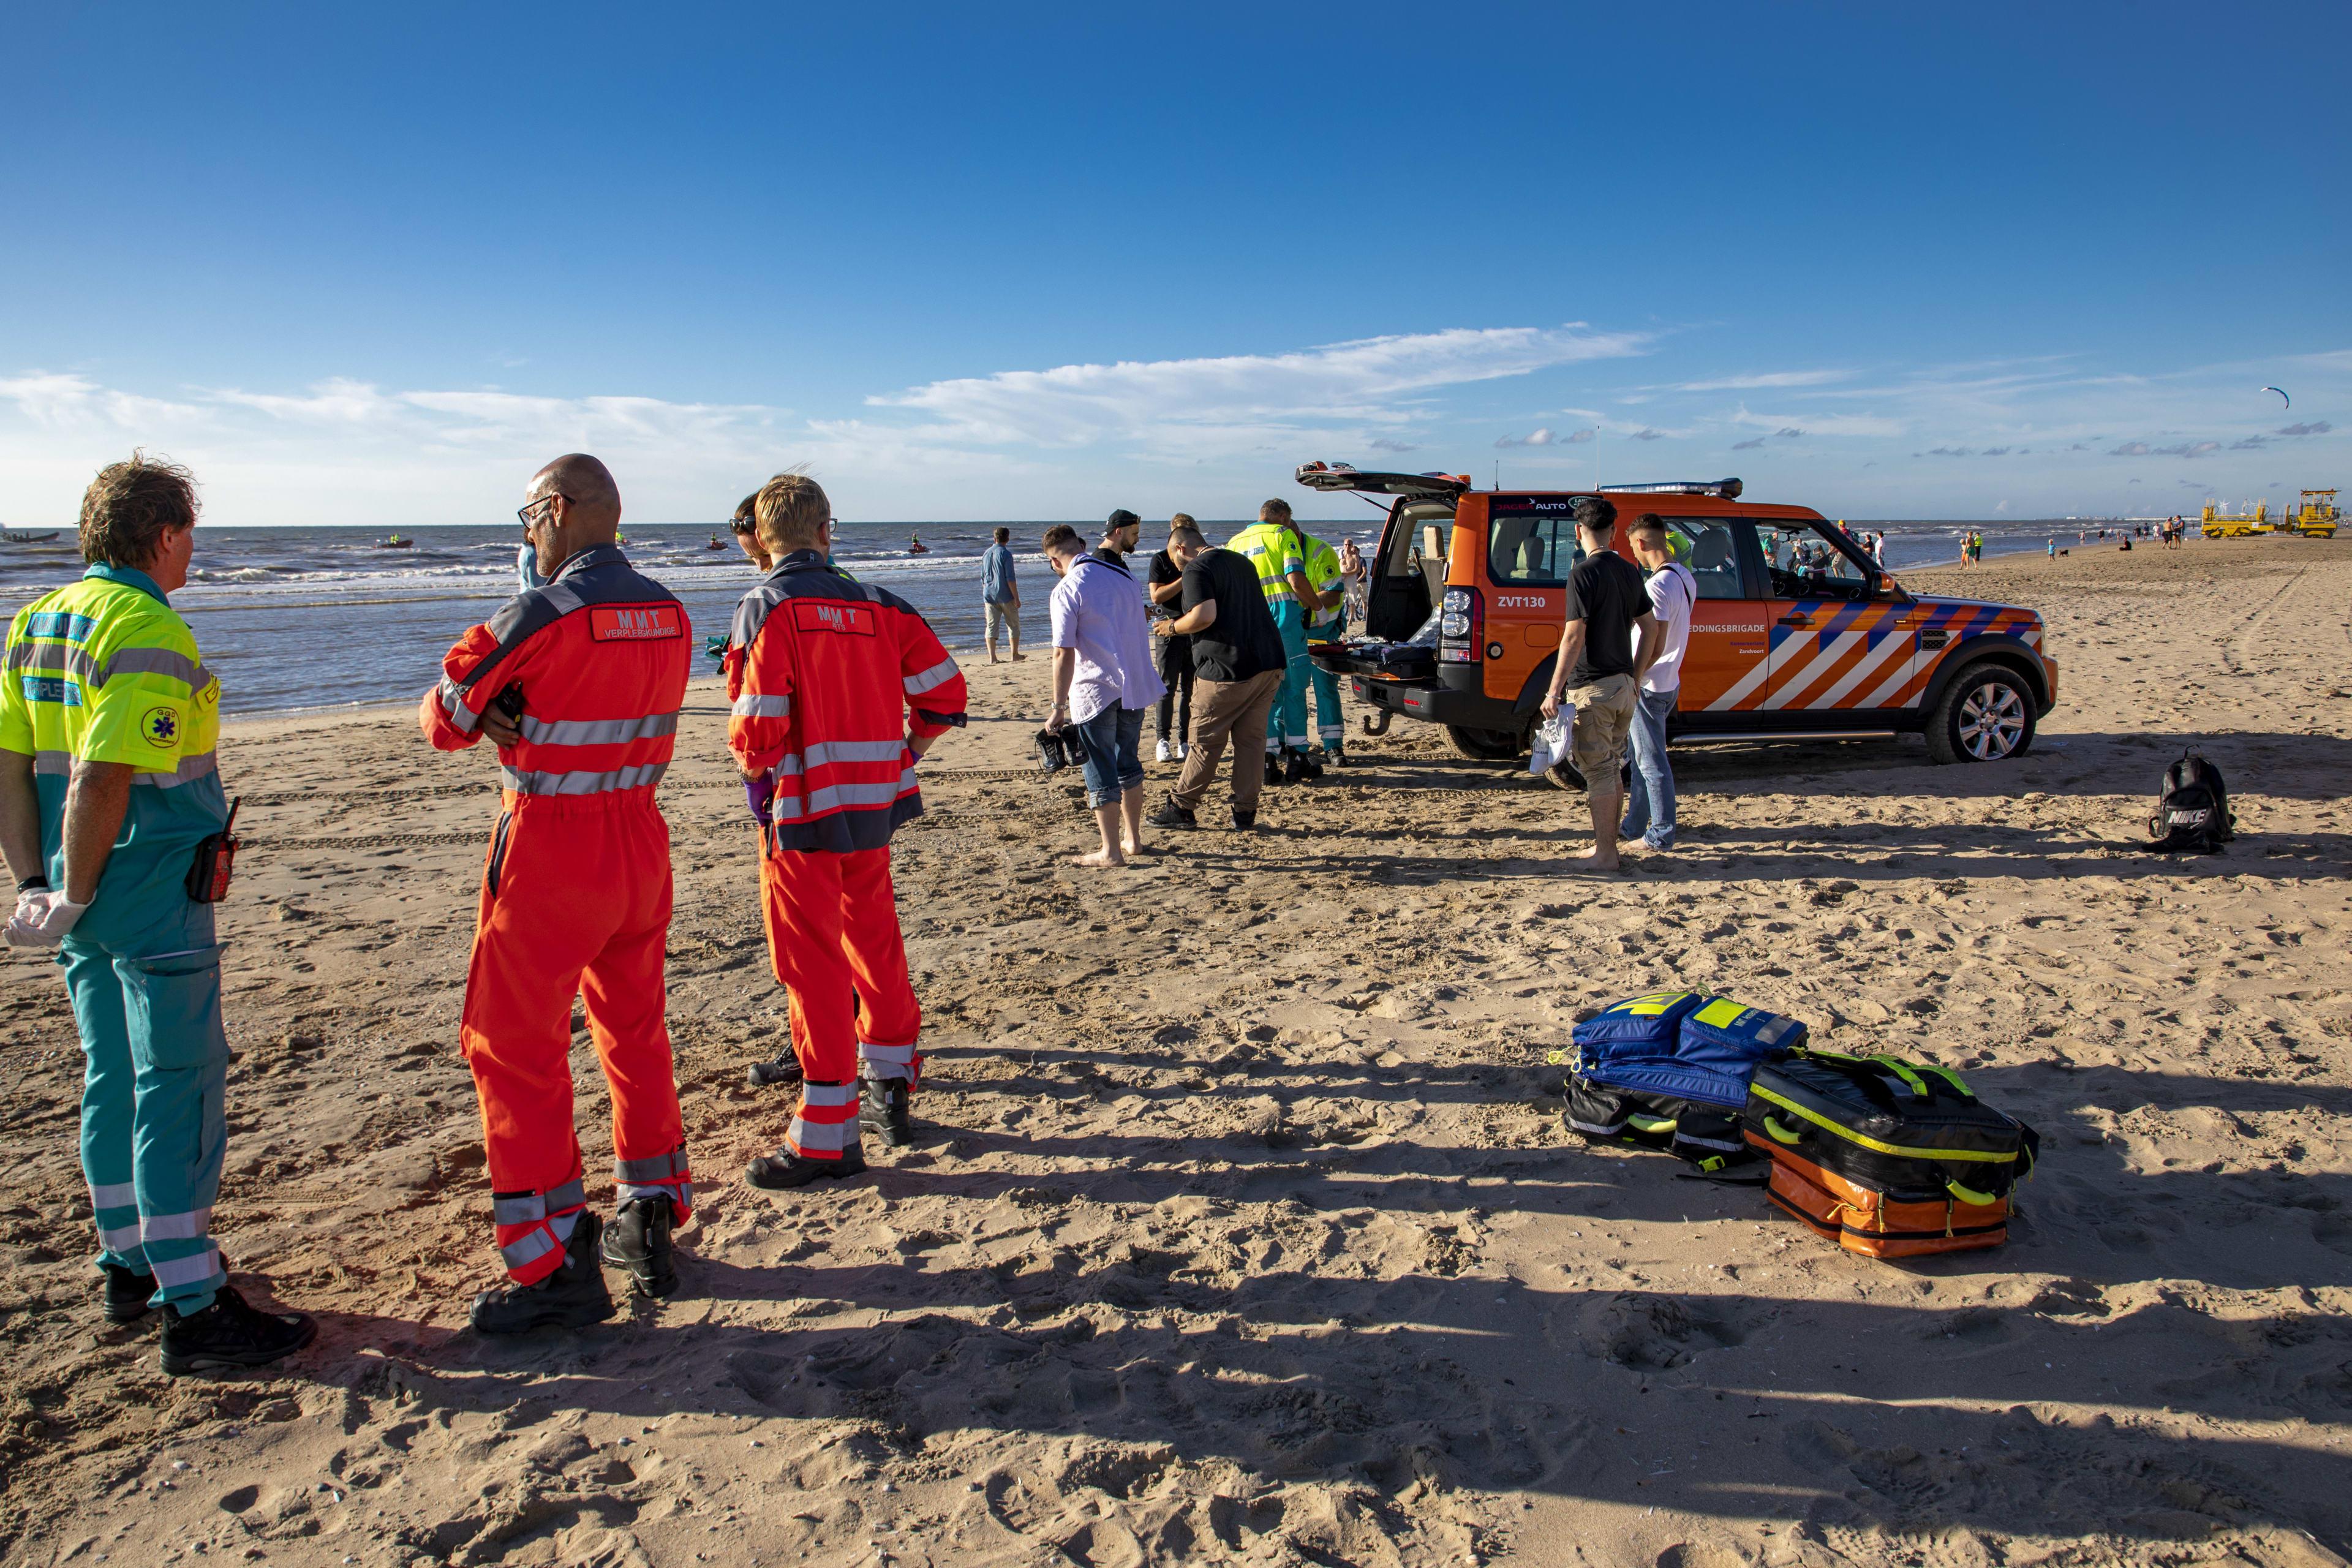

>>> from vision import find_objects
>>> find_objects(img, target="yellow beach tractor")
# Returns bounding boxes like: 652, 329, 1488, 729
2289, 489, 2340, 538
2199, 500, 2269, 538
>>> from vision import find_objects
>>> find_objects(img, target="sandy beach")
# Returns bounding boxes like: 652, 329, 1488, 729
1, 535, 2347, 1568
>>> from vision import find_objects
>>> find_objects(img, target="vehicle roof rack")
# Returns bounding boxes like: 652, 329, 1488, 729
1597, 477, 1744, 499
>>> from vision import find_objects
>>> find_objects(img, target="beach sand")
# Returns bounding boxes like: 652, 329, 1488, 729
1, 536, 2347, 1568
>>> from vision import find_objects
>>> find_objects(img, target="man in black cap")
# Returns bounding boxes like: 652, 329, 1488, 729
1095, 510, 1142, 568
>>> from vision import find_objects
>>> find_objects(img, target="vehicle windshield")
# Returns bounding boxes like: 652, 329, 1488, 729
1761, 521, 1875, 600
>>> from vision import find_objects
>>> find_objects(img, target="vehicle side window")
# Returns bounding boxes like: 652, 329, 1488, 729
1487, 506, 1585, 586
1659, 517, 1752, 600
1760, 520, 1875, 601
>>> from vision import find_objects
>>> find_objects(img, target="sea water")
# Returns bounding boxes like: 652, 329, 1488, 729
0, 519, 2077, 717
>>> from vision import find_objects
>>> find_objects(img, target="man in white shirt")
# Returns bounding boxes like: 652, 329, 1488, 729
1042, 525, 1166, 868
1620, 513, 1695, 852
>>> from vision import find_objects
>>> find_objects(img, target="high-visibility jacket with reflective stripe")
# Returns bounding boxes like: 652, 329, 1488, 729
419, 546, 690, 807
1302, 533, 1346, 631
0, 564, 228, 864
726, 550, 967, 853
1229, 522, 1308, 611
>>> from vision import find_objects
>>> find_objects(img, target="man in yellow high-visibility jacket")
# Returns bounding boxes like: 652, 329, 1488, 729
1227, 498, 1323, 785
1297, 527, 1356, 765
0, 455, 314, 1376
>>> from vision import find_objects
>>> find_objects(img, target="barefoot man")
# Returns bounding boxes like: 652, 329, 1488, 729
1541, 497, 1662, 873
1041, 524, 1163, 867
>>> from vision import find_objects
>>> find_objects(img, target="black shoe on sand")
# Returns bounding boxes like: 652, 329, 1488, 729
470, 1212, 615, 1335
102, 1261, 158, 1325
1264, 756, 1284, 786
745, 1145, 869, 1189
861, 1079, 917, 1148
1145, 800, 1196, 830
1230, 808, 1257, 831
600, 1197, 677, 1300
1284, 753, 1322, 783
747, 1054, 804, 1089
160, 1286, 317, 1376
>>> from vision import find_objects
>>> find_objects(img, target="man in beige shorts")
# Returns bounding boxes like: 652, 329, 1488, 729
1541, 497, 1663, 872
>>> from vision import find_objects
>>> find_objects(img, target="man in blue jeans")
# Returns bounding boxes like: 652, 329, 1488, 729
1618, 513, 1695, 852
1042, 525, 1163, 867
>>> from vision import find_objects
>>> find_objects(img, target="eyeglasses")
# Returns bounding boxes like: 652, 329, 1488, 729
517, 493, 571, 529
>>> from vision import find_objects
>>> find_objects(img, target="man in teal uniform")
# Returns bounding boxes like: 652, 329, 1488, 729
1297, 528, 1357, 766
1, 455, 313, 1374
1228, 499, 1322, 785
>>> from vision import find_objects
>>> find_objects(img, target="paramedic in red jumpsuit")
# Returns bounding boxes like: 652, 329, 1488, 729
419, 454, 695, 1333
726, 473, 967, 1186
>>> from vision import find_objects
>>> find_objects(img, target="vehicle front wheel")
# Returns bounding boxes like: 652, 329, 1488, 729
1446, 723, 1526, 761
1924, 661, 2037, 764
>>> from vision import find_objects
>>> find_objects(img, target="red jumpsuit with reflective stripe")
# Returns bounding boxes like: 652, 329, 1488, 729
419, 546, 693, 1282
725, 551, 967, 1159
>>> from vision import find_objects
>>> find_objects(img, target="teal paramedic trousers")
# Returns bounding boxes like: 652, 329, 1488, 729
59, 861, 229, 1314
1304, 624, 1344, 755
1264, 603, 1310, 756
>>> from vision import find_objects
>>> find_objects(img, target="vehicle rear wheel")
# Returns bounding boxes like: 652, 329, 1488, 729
1446, 723, 1526, 761
1924, 661, 2036, 764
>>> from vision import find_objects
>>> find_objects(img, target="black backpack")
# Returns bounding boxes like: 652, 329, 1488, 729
2151, 752, 2234, 853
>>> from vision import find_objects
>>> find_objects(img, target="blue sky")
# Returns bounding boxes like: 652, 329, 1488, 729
2, 2, 2345, 526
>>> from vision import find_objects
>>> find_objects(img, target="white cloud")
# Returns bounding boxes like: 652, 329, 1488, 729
1730, 404, 1907, 437
1496, 427, 1556, 448
870, 326, 1650, 451
1663, 369, 1853, 391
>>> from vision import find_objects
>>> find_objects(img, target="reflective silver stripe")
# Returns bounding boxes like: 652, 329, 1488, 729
777, 774, 916, 816
540, 581, 585, 616
772, 739, 910, 775
500, 1229, 559, 1268
32, 750, 71, 777
132, 751, 219, 789
1676, 1132, 1744, 1152
500, 761, 670, 796
1568, 1118, 1628, 1137
440, 677, 481, 734
98, 1221, 143, 1251
903, 657, 959, 696
89, 1180, 136, 1210
492, 1193, 548, 1226
616, 1183, 679, 1205
858, 1042, 916, 1069
614, 1151, 687, 1181
140, 1208, 213, 1243
517, 710, 679, 747
731, 692, 791, 718
100, 646, 205, 687
149, 1245, 224, 1287
799, 1081, 858, 1108
784, 1117, 857, 1153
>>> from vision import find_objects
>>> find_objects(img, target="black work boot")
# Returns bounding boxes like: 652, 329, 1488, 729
860, 1077, 917, 1148
1284, 750, 1322, 783
1264, 754, 1284, 786
1145, 799, 1196, 830
745, 1141, 869, 1190
1230, 807, 1259, 831
159, 1286, 317, 1376
469, 1211, 615, 1335
600, 1197, 678, 1300
102, 1261, 158, 1325
747, 1053, 804, 1089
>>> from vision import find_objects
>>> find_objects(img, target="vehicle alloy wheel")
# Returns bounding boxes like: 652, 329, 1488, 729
1924, 662, 2035, 764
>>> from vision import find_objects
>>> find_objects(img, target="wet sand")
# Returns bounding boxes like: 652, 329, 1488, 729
1, 535, 2346, 1568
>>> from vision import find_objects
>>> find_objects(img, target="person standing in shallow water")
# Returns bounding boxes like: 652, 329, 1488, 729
981, 526, 1023, 663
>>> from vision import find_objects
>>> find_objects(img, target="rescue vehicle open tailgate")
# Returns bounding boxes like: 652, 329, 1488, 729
1340, 667, 1519, 729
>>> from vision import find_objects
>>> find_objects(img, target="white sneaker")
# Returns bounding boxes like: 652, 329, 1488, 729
1175, 742, 1188, 760
1155, 740, 1171, 763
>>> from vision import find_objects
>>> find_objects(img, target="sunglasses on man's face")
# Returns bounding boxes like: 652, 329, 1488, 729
517, 492, 572, 529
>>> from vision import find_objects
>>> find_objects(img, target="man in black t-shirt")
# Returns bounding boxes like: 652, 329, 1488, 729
1145, 513, 1197, 762
1095, 509, 1142, 568
1540, 497, 1663, 872
1144, 524, 1286, 831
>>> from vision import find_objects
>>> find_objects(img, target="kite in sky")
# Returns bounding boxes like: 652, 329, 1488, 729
2263, 385, 2290, 408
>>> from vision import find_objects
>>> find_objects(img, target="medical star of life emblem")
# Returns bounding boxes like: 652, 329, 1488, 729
141, 707, 178, 747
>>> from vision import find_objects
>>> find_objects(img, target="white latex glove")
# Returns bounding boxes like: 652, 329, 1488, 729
4, 889, 89, 949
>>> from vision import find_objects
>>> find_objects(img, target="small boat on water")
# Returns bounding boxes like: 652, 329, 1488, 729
4, 530, 61, 543
908, 532, 931, 556
378, 535, 413, 549
707, 535, 729, 550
